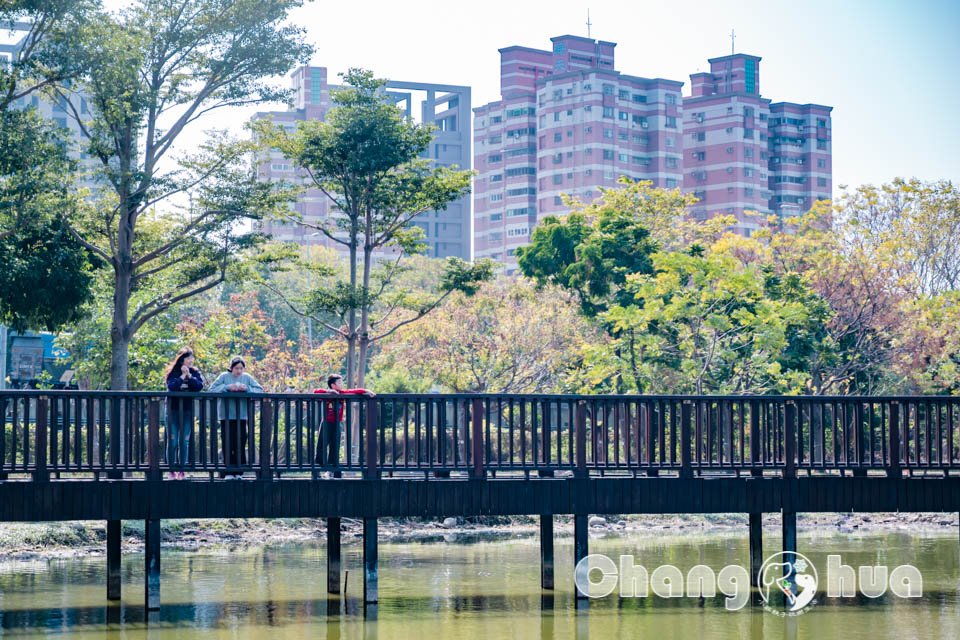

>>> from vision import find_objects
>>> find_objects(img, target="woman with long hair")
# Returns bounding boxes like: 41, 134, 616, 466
164, 348, 204, 479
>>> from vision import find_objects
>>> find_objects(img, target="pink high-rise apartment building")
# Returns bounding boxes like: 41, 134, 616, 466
684, 54, 832, 230
474, 38, 833, 266
473, 36, 684, 271
253, 66, 472, 259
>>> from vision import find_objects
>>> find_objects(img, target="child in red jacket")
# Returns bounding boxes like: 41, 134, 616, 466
313, 374, 375, 476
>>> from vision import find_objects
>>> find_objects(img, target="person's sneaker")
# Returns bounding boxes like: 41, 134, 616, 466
322, 471, 332, 479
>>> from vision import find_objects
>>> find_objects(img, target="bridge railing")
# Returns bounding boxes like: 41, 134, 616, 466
1, 391, 958, 480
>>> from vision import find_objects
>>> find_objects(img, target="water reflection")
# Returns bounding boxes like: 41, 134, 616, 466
0, 531, 956, 639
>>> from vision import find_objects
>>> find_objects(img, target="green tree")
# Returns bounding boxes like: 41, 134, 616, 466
256, 68, 494, 388
591, 247, 811, 395
517, 178, 688, 317
0, 1, 99, 330
56, 0, 312, 390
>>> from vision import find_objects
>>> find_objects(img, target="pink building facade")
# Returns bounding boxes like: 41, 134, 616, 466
474, 39, 833, 267
684, 54, 832, 230
473, 36, 684, 271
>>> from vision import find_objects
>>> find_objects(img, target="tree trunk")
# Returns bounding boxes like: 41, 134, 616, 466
345, 217, 359, 389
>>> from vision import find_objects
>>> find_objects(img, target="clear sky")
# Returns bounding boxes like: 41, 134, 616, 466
108, 0, 960, 190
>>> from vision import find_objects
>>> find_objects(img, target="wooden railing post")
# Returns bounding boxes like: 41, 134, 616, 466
784, 401, 796, 478
364, 398, 379, 480
887, 401, 901, 478
148, 400, 160, 482
34, 397, 49, 483
749, 399, 762, 476
259, 400, 274, 481
108, 397, 121, 479
574, 402, 586, 478
680, 400, 692, 479
471, 398, 484, 479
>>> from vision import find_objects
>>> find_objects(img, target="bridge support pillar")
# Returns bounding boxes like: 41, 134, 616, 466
145, 519, 161, 610
574, 514, 588, 599
782, 510, 797, 595
327, 517, 341, 594
748, 513, 762, 588
363, 518, 378, 604
540, 515, 554, 590
107, 520, 121, 600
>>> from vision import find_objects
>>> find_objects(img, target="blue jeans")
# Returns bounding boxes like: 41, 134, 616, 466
167, 407, 193, 467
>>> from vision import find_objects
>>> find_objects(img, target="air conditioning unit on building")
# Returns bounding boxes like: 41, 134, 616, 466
641, 122, 648, 128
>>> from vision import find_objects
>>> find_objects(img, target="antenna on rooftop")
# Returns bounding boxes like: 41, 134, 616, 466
730, 28, 735, 55
586, 9, 592, 39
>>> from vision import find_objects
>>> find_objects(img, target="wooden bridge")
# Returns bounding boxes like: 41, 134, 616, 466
1, 390, 958, 610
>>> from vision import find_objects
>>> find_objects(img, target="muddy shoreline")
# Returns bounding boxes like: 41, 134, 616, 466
1, 512, 956, 562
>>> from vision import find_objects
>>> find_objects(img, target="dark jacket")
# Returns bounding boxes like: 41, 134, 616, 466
166, 367, 204, 413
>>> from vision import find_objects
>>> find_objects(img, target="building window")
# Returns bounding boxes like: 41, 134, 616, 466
602, 84, 614, 95
666, 157, 678, 169
817, 177, 827, 187
488, 154, 502, 163
602, 107, 614, 118
583, 83, 592, 90
553, 112, 560, 122
666, 178, 678, 187
618, 89, 629, 99
554, 132, 562, 142
665, 116, 677, 128
726, 167, 734, 174
745, 149, 753, 158
618, 111, 629, 120
632, 93, 646, 103
554, 196, 563, 205
666, 137, 674, 147
633, 134, 648, 144
817, 159, 826, 168
490, 193, 502, 202
603, 128, 614, 139
744, 168, 753, 177
491, 115, 502, 124
602, 149, 614, 160
695, 152, 705, 161
490, 213, 502, 221
491, 174, 502, 182
817, 119, 827, 128
726, 127, 734, 134
726, 147, 734, 153
618, 153, 628, 162
618, 131, 628, 141
744, 128, 754, 139
488, 135, 501, 143
567, 129, 573, 137
666, 94, 677, 105
696, 132, 706, 142
817, 140, 828, 150
553, 174, 563, 184
744, 188, 754, 197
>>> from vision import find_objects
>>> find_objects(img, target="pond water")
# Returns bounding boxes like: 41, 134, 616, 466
0, 528, 957, 639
